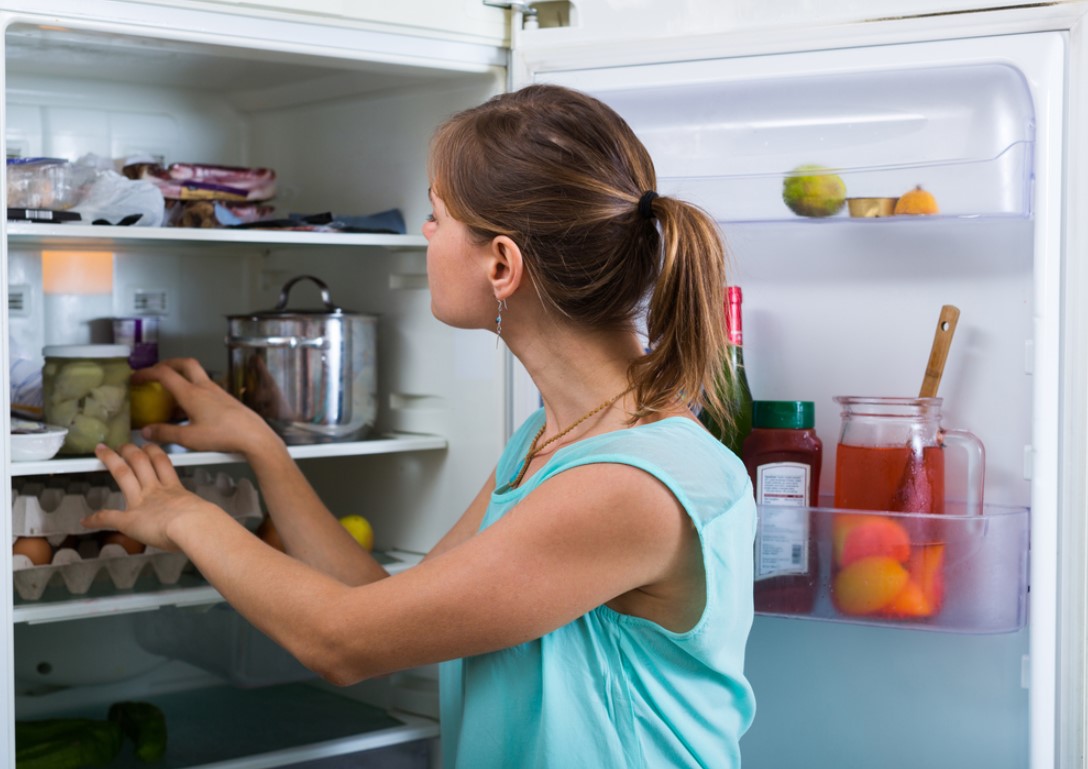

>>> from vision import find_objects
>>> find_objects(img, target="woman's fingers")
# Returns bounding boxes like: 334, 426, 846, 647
161, 357, 212, 384
120, 442, 162, 487
144, 442, 181, 486
95, 444, 144, 501
81, 507, 123, 531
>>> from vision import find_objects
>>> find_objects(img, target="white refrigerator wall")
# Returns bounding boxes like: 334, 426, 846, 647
528, 31, 1064, 769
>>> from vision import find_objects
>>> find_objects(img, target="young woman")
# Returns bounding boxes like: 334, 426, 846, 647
85, 84, 757, 768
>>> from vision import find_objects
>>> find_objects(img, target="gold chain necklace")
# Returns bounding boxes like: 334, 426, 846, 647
510, 386, 633, 489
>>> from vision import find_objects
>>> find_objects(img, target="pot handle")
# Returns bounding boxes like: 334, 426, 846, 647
275, 275, 340, 312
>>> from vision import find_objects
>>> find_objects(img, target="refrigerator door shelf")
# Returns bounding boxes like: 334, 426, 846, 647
754, 502, 1029, 634
662, 140, 1034, 224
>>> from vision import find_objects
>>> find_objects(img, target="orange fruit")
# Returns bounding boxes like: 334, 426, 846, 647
894, 185, 939, 215
880, 579, 933, 618
832, 556, 911, 616
838, 516, 911, 567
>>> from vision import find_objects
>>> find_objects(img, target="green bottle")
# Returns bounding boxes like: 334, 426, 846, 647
700, 285, 754, 457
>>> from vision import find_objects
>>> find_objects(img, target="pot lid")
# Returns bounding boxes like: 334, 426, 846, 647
228, 274, 364, 319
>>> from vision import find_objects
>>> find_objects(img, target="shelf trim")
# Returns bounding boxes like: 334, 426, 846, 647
6, 223, 428, 249
13, 550, 424, 624
9, 433, 448, 476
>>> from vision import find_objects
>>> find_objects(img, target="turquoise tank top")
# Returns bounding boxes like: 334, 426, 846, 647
439, 410, 757, 768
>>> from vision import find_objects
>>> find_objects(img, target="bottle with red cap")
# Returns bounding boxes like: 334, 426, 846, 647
699, 285, 754, 457
743, 400, 823, 615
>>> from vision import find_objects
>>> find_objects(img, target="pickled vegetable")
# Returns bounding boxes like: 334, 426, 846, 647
43, 350, 131, 455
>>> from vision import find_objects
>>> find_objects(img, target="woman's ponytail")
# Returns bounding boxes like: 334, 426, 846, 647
628, 197, 729, 422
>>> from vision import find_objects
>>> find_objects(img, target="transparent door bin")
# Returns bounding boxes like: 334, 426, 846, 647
133, 604, 317, 689
10, 470, 262, 601
754, 503, 1028, 633
604, 62, 1036, 224
663, 142, 1033, 224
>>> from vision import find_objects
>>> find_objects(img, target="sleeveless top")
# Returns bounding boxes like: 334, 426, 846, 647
439, 410, 757, 768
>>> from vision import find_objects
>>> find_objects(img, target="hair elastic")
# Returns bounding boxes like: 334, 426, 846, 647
638, 190, 659, 221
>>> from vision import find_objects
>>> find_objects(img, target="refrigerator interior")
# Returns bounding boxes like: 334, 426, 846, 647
3, 16, 508, 768
534, 31, 1063, 769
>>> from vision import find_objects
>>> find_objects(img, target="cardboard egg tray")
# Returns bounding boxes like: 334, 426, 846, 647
11, 469, 262, 601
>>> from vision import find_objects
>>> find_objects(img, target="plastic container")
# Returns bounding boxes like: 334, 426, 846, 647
134, 604, 317, 688
42, 344, 132, 454
7, 158, 94, 210
743, 401, 822, 615
755, 502, 1029, 633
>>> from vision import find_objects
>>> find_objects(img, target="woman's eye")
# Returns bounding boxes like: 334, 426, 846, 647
425, 213, 436, 223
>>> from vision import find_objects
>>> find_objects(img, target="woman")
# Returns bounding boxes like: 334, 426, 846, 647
85, 84, 756, 768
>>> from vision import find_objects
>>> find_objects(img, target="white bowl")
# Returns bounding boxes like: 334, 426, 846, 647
10, 421, 69, 462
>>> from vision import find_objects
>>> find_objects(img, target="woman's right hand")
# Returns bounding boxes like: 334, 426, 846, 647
133, 358, 281, 457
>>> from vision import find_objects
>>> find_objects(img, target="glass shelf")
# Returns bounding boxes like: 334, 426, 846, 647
5, 223, 429, 250
13, 550, 423, 624
9, 432, 447, 477
754, 502, 1029, 633
14, 681, 438, 769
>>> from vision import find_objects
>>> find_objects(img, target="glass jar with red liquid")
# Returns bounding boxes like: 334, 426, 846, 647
743, 400, 822, 615
830, 396, 984, 621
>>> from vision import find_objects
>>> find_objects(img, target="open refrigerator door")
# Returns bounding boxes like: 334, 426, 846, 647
512, 11, 1088, 768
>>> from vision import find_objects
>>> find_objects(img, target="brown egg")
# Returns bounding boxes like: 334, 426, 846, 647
257, 517, 285, 552
13, 537, 54, 566
101, 531, 146, 555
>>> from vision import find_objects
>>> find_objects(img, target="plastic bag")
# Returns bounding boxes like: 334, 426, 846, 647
71, 170, 165, 227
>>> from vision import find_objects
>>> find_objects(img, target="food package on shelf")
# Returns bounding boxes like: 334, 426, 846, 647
10, 469, 262, 601
7, 158, 96, 211
124, 162, 277, 202
163, 199, 275, 228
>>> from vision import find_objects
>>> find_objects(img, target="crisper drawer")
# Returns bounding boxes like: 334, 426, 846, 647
16, 682, 438, 769
753, 503, 1029, 633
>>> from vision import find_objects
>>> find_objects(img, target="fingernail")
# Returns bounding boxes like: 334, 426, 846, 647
141, 427, 152, 439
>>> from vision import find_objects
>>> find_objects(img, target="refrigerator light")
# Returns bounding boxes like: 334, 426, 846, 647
42, 250, 113, 295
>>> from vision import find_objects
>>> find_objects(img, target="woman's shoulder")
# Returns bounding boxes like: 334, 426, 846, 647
548, 415, 753, 524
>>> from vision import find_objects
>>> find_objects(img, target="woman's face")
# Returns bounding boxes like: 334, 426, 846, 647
423, 189, 494, 330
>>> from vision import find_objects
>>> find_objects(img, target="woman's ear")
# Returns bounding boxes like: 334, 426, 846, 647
487, 235, 525, 301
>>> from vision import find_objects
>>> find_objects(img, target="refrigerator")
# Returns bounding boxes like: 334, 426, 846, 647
2, 1, 1086, 768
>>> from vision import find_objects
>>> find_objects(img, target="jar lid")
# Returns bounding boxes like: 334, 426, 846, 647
43, 344, 130, 358
753, 400, 814, 429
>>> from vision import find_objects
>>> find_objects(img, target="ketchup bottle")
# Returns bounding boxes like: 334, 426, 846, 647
743, 400, 822, 615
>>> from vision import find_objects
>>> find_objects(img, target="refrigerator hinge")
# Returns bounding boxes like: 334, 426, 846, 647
483, 0, 540, 29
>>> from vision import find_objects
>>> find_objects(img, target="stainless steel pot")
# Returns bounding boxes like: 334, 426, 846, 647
226, 275, 377, 444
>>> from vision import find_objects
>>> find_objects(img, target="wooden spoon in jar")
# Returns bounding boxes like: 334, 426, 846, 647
919, 305, 960, 398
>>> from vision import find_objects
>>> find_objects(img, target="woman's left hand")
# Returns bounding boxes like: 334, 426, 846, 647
82, 442, 224, 552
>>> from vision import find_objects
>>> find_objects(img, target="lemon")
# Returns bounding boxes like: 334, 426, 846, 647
339, 515, 374, 551
782, 164, 847, 217
130, 380, 176, 428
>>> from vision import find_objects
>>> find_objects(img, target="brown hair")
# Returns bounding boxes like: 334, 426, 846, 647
429, 84, 730, 422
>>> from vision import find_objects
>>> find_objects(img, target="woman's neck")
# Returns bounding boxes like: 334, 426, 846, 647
509, 322, 643, 437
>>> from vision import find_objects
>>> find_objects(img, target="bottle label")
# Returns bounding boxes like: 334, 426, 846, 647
754, 461, 811, 580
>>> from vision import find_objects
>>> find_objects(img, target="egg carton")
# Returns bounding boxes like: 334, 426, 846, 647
11, 470, 262, 601
12, 468, 262, 540
12, 542, 191, 601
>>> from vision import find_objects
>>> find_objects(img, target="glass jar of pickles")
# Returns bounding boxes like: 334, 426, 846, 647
42, 344, 132, 455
